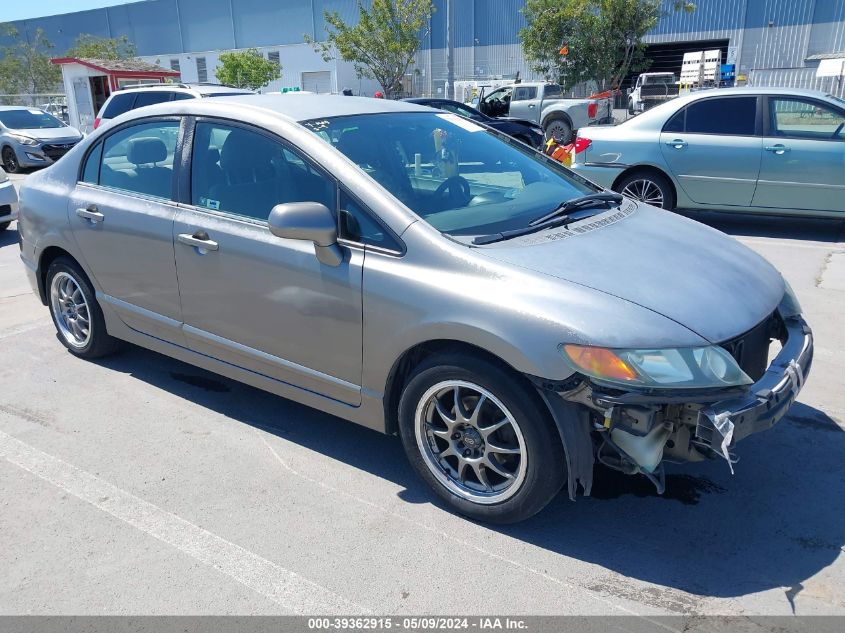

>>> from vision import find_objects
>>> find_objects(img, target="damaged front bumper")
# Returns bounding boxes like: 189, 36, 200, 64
539, 314, 813, 499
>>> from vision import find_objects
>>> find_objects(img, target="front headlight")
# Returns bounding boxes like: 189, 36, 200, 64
10, 134, 38, 146
561, 343, 752, 389
778, 279, 802, 319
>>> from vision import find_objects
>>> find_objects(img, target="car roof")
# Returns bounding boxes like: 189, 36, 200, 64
112, 84, 251, 96
0, 105, 47, 111
680, 86, 833, 100
175, 93, 431, 122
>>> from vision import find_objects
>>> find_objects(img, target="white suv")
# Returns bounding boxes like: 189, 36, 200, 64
94, 83, 253, 129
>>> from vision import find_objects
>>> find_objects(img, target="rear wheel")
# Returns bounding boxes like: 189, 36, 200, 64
614, 170, 675, 210
46, 257, 123, 358
544, 118, 573, 145
2, 146, 21, 174
628, 99, 635, 115
398, 354, 566, 524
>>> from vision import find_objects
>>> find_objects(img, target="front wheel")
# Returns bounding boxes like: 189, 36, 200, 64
614, 171, 676, 210
398, 354, 566, 523
2, 146, 21, 174
46, 257, 123, 358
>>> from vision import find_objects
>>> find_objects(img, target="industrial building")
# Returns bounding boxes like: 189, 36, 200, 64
2, 0, 844, 99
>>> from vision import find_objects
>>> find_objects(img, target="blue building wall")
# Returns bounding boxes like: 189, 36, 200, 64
2, 0, 844, 91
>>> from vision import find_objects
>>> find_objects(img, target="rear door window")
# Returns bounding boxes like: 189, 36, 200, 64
101, 93, 136, 119
100, 120, 180, 199
133, 91, 176, 108
684, 96, 757, 136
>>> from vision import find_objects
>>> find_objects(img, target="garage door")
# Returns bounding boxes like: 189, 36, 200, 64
302, 71, 332, 94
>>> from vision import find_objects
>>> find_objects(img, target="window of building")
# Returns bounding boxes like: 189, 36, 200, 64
170, 58, 181, 73
190, 122, 335, 221
769, 98, 845, 140
684, 96, 757, 136
267, 51, 280, 66
196, 56, 208, 83
99, 120, 180, 199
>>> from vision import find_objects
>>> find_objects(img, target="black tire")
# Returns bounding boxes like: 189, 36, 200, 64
46, 256, 123, 358
613, 170, 676, 210
628, 99, 635, 115
2, 146, 21, 174
0, 221, 9, 232
398, 353, 566, 524
543, 118, 573, 145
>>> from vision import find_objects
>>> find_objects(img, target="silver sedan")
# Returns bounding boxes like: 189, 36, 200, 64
17, 94, 812, 523
571, 87, 845, 217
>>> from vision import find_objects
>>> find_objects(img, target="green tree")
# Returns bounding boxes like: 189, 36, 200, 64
306, 0, 434, 98
520, 0, 694, 90
66, 34, 136, 60
215, 49, 281, 91
0, 25, 62, 94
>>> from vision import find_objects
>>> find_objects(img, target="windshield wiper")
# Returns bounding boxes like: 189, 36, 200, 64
528, 192, 623, 226
472, 192, 624, 246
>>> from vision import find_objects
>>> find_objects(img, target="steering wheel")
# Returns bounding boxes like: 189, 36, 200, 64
434, 176, 472, 208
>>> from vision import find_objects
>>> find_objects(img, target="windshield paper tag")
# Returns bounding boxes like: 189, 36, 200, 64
436, 113, 483, 132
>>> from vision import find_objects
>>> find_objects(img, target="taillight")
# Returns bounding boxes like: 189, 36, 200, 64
93, 118, 102, 129
587, 101, 598, 118
573, 137, 592, 154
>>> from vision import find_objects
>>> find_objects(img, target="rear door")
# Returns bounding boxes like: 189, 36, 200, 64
67, 117, 185, 344
508, 85, 539, 121
752, 96, 845, 213
659, 95, 762, 207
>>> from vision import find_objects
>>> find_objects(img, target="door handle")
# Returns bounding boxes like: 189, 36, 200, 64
665, 139, 688, 149
528, 104, 536, 108
75, 205, 104, 223
765, 144, 790, 155
177, 231, 219, 252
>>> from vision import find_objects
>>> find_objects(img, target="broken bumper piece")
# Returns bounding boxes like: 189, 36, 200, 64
696, 316, 813, 463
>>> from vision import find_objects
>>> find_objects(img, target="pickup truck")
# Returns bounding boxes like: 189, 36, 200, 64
627, 72, 677, 114
477, 82, 603, 144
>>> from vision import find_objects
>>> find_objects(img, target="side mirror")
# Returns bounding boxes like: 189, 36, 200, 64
268, 202, 343, 266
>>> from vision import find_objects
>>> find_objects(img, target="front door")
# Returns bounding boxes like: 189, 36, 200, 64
659, 95, 762, 207
67, 117, 184, 344
752, 96, 845, 213
173, 120, 363, 405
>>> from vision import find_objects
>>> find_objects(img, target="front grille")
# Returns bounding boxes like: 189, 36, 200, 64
42, 142, 77, 160
719, 312, 780, 381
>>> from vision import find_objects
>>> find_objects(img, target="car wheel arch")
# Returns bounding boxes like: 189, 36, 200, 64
37, 246, 81, 305
612, 165, 678, 210
541, 112, 573, 133
382, 339, 550, 437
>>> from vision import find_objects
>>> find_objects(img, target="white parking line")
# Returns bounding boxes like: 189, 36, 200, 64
0, 428, 369, 615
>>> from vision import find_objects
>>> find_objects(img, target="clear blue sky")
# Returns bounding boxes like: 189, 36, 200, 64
1, 0, 138, 22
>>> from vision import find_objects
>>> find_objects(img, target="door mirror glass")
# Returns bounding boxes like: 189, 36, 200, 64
268, 202, 342, 266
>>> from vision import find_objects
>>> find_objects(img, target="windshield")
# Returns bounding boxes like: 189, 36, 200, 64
0, 108, 65, 130
303, 112, 594, 236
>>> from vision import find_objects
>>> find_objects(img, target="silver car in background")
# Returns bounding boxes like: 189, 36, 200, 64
17, 95, 812, 523
0, 106, 84, 173
571, 87, 845, 217
0, 166, 18, 231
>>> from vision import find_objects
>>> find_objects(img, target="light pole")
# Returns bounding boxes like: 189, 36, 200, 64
446, 0, 454, 99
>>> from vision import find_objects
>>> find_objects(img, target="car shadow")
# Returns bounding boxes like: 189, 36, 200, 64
0, 224, 18, 249
676, 209, 845, 243
93, 344, 845, 601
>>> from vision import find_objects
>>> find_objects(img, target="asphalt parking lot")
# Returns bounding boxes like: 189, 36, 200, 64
1, 169, 845, 617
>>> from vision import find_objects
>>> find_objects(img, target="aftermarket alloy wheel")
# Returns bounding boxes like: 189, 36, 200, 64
2, 146, 20, 174
46, 257, 123, 358
614, 171, 675, 210
398, 354, 566, 523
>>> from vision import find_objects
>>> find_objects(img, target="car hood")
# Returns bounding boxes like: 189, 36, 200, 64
13, 127, 82, 142
476, 201, 785, 344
